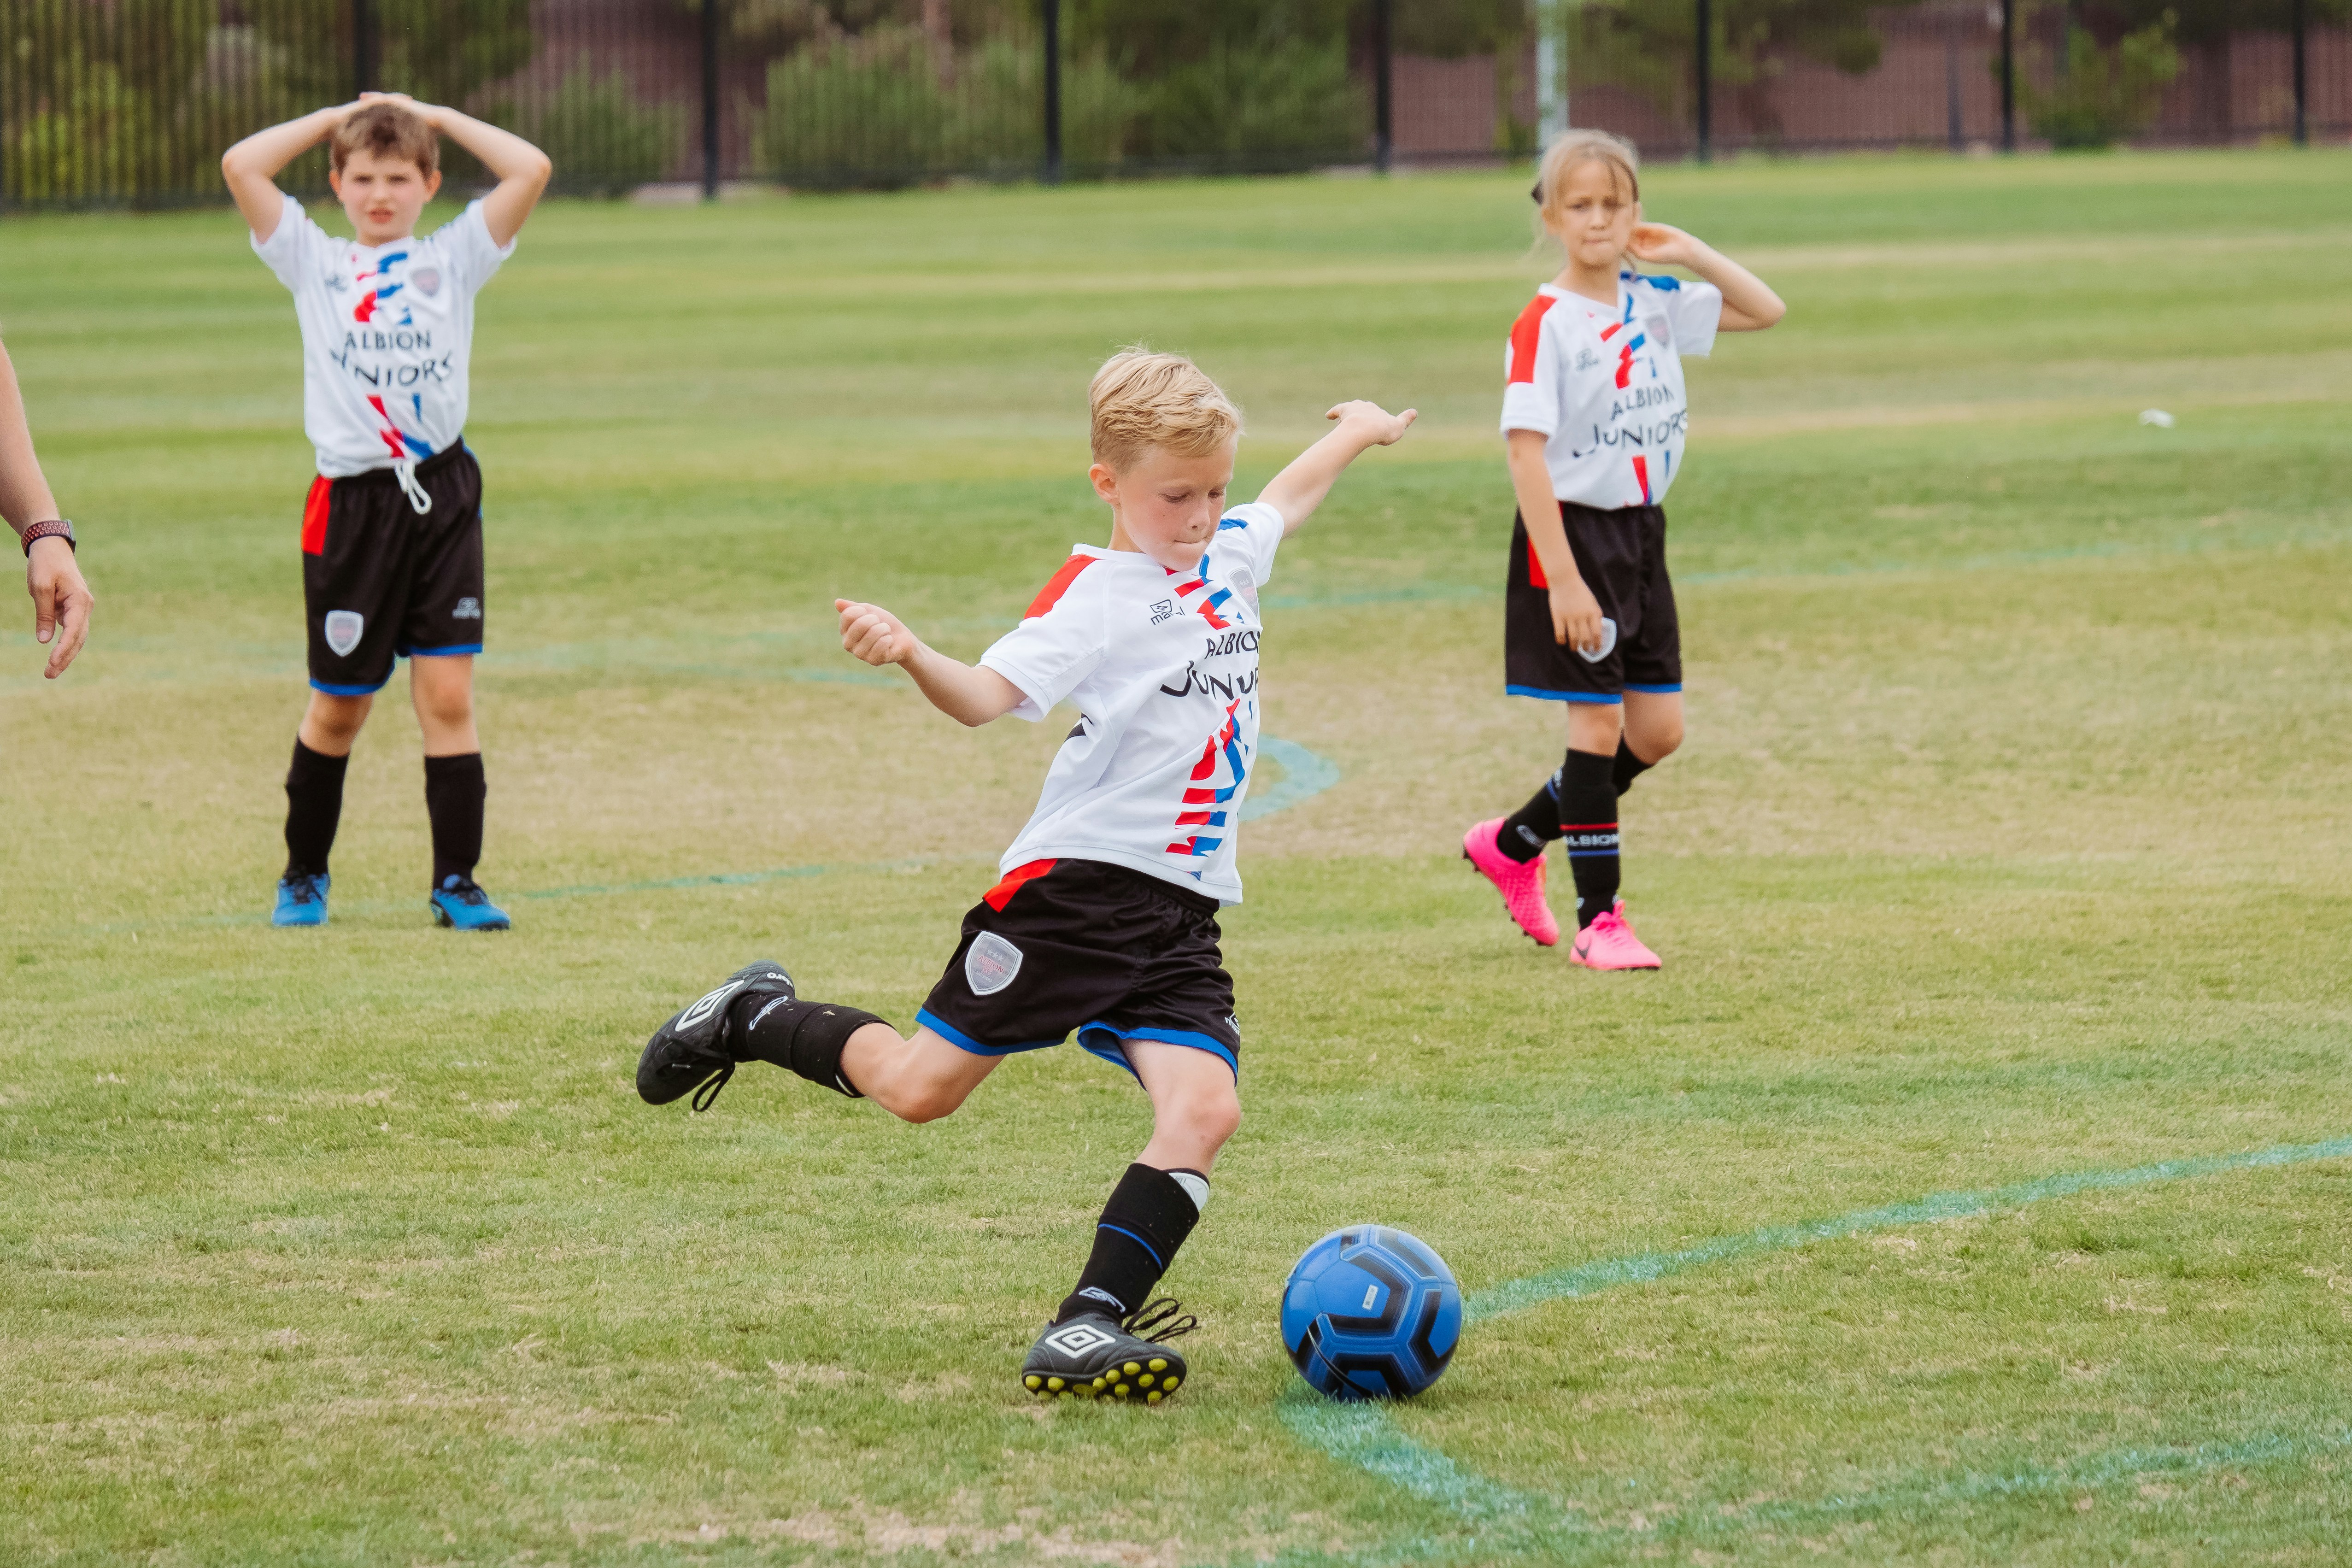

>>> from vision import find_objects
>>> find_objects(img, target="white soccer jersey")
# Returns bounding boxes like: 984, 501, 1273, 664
1499, 271, 1723, 511
979, 502, 1286, 905
252, 191, 515, 478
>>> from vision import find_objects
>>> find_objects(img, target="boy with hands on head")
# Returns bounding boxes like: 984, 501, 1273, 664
638, 352, 1413, 1402
222, 94, 551, 930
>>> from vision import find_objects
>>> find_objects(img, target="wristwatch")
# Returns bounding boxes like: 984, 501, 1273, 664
19, 519, 74, 556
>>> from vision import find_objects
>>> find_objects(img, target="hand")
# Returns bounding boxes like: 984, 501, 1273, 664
836, 599, 919, 667
1628, 223, 1706, 269
358, 91, 442, 129
1327, 400, 1418, 447
26, 534, 93, 679
1548, 576, 1605, 653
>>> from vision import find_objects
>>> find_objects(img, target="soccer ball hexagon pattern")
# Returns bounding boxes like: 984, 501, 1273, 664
1282, 1225, 1461, 1400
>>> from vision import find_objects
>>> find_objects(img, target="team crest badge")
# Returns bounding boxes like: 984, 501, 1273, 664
410, 266, 441, 297
965, 932, 1024, 996
323, 610, 364, 657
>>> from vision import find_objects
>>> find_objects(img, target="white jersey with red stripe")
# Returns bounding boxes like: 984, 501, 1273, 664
1499, 271, 1723, 511
978, 501, 1285, 905
251, 191, 515, 479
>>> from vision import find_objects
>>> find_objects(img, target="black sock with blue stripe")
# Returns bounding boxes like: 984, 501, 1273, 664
1558, 747, 1621, 929
1498, 771, 1565, 863
1055, 1163, 1204, 1324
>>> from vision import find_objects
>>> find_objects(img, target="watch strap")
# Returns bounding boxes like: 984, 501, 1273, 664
20, 519, 73, 556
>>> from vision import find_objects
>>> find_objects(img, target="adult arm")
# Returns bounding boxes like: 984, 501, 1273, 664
0, 337, 94, 679
221, 103, 358, 241
837, 599, 1026, 728
1628, 224, 1785, 332
1255, 400, 1417, 536
1507, 429, 1604, 654
369, 95, 552, 248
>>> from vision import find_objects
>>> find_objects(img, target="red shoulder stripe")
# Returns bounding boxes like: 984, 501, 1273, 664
1507, 294, 1559, 385
1023, 554, 1095, 620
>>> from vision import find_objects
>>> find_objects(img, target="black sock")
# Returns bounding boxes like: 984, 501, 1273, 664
1496, 773, 1564, 863
1055, 1163, 1205, 1324
282, 740, 349, 880
1557, 748, 1620, 929
726, 992, 879, 1098
1613, 737, 1654, 797
423, 752, 486, 888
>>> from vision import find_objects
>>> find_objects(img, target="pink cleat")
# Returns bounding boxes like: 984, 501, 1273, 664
1570, 906, 1661, 970
1463, 818, 1560, 946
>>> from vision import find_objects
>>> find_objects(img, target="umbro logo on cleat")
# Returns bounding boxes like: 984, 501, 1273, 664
1042, 1322, 1118, 1357
677, 980, 745, 1033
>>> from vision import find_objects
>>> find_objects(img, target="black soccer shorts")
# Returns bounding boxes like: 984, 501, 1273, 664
1503, 503, 1682, 704
916, 857, 1243, 1080
301, 443, 486, 696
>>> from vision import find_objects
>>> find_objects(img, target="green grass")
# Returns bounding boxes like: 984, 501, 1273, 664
4, 147, 2352, 1565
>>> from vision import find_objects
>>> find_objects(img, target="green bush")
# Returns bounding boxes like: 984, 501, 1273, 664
2021, 20, 2182, 149
1124, 40, 1366, 165
519, 58, 685, 194
9, 60, 155, 203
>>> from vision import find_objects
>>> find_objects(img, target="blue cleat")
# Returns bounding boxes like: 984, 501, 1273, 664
430, 874, 511, 931
273, 872, 330, 927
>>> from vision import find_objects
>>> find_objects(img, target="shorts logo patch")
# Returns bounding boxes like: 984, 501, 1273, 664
323, 610, 364, 657
1043, 1321, 1118, 1357
965, 931, 1024, 997
452, 597, 482, 620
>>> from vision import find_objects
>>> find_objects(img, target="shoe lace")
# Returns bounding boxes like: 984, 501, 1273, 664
689, 1062, 735, 1114
1120, 1297, 1197, 1344
440, 877, 489, 907
286, 875, 323, 904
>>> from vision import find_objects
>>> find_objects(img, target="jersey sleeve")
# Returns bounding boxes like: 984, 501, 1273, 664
1660, 276, 1724, 359
980, 556, 1108, 722
1211, 500, 1285, 596
1499, 294, 1565, 437
249, 191, 326, 290
439, 199, 519, 293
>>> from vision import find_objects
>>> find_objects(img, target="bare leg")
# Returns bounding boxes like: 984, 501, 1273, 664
1126, 1040, 1242, 1174
839, 1023, 1003, 1124
298, 690, 371, 756
1564, 699, 1623, 758
409, 653, 479, 756
1619, 689, 1684, 765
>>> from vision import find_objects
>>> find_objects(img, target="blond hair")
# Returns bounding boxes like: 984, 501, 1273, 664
1529, 128, 1640, 239
332, 101, 438, 176
1088, 349, 1243, 472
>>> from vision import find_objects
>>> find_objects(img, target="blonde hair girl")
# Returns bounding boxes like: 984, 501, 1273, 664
1461, 130, 1786, 969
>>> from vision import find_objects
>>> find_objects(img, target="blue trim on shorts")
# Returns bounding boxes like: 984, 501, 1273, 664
1097, 1222, 1165, 1268
1506, 684, 1622, 705
1623, 682, 1682, 694
309, 676, 388, 696
915, 1007, 1063, 1057
1077, 1022, 1240, 1081
400, 642, 483, 658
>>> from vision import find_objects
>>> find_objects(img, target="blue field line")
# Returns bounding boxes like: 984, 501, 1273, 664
1274, 1133, 2352, 1566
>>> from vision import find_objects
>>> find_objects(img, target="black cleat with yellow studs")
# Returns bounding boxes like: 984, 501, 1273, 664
1019, 1299, 1196, 1404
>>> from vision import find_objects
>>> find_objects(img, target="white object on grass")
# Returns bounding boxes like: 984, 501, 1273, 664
1578, 616, 1619, 664
2140, 409, 2176, 428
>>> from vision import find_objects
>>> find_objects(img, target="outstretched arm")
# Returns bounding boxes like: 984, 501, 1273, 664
221, 102, 359, 241
1255, 400, 1417, 536
1628, 224, 1784, 332
837, 599, 1025, 728
363, 94, 552, 248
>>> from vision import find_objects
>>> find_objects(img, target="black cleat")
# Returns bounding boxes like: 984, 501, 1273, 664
1020, 1298, 1197, 1404
636, 960, 794, 1111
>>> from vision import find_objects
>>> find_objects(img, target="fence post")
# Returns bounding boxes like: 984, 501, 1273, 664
1042, 0, 1063, 184
1372, 0, 1394, 171
1536, 0, 1567, 146
1999, 0, 2015, 150
2293, 0, 2309, 145
1693, 0, 1711, 162
352, 0, 377, 94
701, 0, 721, 199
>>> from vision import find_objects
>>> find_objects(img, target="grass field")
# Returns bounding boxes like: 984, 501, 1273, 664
5, 148, 2352, 1566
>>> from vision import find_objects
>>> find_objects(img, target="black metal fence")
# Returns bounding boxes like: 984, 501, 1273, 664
2, 0, 2343, 208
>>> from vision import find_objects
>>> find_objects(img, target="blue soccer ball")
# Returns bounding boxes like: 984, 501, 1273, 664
1282, 1225, 1461, 1400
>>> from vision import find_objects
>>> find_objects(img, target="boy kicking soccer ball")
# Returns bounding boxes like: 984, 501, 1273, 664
222, 95, 551, 929
1462, 129, 1783, 968
637, 352, 1413, 1401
